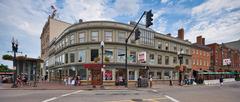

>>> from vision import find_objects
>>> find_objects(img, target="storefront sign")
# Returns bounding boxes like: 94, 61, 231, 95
223, 59, 231, 65
138, 52, 146, 63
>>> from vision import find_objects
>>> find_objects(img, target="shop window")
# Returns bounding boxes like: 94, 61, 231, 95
105, 70, 113, 80
77, 68, 86, 80
129, 71, 135, 80
149, 72, 154, 78
164, 71, 170, 78
157, 72, 162, 79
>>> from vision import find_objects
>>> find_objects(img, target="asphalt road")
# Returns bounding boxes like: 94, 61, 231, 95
0, 82, 240, 102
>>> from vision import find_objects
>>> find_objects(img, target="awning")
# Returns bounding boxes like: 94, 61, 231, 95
83, 64, 102, 69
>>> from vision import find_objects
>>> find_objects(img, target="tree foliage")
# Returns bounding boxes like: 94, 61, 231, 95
2, 54, 13, 61
0, 64, 14, 72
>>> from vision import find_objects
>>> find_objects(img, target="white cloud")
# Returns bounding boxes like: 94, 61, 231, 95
152, 9, 167, 33
161, 0, 169, 3
0, 0, 54, 36
187, 0, 240, 44
59, 0, 140, 23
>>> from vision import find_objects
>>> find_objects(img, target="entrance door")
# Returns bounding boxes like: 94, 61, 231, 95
91, 69, 102, 85
115, 69, 126, 86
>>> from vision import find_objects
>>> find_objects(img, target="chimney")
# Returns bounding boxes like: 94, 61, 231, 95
202, 38, 205, 45
197, 36, 202, 45
178, 28, 184, 40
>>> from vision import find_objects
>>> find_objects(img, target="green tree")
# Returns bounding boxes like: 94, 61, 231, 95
2, 54, 13, 61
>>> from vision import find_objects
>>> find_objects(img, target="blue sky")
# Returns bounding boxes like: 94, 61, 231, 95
0, 0, 240, 68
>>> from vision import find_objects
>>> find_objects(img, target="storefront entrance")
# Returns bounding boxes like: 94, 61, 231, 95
91, 69, 102, 85
83, 64, 102, 86
115, 68, 126, 86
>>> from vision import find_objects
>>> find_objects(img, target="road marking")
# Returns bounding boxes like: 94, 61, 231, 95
164, 95, 180, 102
42, 97, 57, 102
106, 97, 168, 102
41, 90, 83, 102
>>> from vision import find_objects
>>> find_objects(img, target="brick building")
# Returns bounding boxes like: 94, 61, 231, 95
207, 43, 240, 72
191, 36, 211, 71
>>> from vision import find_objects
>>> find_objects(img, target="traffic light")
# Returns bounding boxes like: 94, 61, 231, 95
135, 28, 141, 40
146, 10, 153, 28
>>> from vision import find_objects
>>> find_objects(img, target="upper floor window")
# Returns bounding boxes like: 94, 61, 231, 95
118, 31, 126, 43
65, 37, 69, 46
186, 48, 189, 54
70, 53, 75, 63
91, 31, 99, 42
165, 56, 169, 65
165, 43, 169, 51
70, 34, 75, 44
174, 44, 177, 52
158, 41, 162, 49
139, 30, 154, 46
158, 55, 162, 64
129, 51, 136, 63
105, 49, 114, 62
79, 50, 86, 62
117, 49, 125, 62
105, 31, 112, 42
173, 57, 177, 64
149, 54, 155, 64
79, 32, 85, 43
185, 59, 189, 65
91, 49, 99, 61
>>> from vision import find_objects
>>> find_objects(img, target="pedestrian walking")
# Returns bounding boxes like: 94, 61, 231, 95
219, 75, 224, 86
149, 76, 153, 88
169, 76, 173, 86
64, 75, 68, 86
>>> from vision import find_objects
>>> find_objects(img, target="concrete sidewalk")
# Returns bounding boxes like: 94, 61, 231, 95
1, 81, 239, 90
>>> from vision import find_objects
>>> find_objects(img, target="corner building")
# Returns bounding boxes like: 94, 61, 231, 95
46, 21, 192, 86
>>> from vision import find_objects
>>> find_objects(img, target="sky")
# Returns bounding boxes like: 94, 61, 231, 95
0, 0, 240, 68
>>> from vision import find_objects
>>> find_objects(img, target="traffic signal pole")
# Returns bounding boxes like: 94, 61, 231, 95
125, 11, 146, 87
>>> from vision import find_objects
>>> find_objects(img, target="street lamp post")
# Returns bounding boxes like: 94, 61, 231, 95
177, 50, 184, 86
11, 37, 19, 88
100, 41, 104, 88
